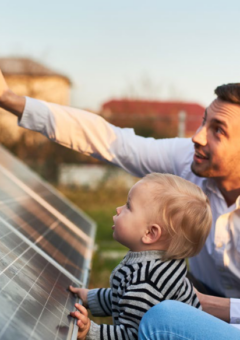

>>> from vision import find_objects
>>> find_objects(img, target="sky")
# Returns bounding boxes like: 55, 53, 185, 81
1, 0, 240, 111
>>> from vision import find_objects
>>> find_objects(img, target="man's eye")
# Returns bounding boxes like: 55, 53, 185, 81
214, 125, 225, 135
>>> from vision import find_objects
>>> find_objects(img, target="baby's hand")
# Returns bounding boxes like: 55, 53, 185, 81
69, 286, 89, 307
70, 303, 91, 340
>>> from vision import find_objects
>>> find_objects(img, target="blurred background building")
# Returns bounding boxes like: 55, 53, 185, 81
0, 57, 70, 104
0, 57, 71, 145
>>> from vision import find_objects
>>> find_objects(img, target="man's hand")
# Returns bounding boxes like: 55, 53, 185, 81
0, 70, 9, 100
70, 303, 91, 340
0, 69, 25, 118
69, 285, 89, 307
194, 287, 230, 322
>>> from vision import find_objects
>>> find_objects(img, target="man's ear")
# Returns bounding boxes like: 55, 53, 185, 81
142, 224, 162, 244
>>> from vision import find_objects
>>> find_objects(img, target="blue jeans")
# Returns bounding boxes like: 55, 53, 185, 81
138, 301, 240, 340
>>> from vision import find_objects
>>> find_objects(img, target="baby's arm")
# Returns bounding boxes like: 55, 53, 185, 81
71, 302, 139, 340
70, 282, 163, 339
70, 288, 113, 340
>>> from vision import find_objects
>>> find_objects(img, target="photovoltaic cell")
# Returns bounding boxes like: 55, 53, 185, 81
0, 145, 96, 339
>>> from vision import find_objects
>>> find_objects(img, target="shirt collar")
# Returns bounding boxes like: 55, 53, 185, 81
205, 178, 221, 196
206, 178, 240, 208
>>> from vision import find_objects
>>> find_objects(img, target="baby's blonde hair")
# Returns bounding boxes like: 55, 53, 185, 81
141, 173, 212, 261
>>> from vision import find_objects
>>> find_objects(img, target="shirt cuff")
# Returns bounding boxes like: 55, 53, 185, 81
18, 96, 53, 135
230, 298, 240, 324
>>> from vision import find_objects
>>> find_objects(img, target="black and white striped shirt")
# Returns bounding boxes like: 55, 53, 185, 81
87, 250, 200, 340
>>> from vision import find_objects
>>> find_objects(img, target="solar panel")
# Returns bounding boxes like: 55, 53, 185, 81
0, 145, 96, 339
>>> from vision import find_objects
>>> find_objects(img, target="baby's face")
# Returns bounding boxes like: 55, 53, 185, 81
112, 180, 157, 251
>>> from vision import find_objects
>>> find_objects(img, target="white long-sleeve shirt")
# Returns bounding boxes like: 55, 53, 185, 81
19, 97, 240, 324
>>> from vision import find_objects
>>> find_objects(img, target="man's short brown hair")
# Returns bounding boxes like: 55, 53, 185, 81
215, 83, 240, 104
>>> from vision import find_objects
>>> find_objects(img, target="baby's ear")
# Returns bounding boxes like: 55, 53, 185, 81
142, 224, 162, 244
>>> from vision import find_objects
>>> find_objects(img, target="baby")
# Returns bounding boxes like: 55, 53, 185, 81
69, 173, 212, 340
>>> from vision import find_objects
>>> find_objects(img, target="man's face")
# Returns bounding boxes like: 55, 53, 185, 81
112, 180, 156, 251
191, 99, 240, 188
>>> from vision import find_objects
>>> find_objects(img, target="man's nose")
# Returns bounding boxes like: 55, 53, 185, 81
192, 125, 207, 146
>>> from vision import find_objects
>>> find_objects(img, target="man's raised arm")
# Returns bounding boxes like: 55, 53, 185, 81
0, 70, 25, 118
0, 69, 186, 178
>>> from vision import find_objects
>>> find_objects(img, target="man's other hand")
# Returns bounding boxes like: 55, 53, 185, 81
0, 70, 9, 102
0, 70, 25, 118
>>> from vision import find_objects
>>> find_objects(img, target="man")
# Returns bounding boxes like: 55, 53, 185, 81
0, 71, 240, 312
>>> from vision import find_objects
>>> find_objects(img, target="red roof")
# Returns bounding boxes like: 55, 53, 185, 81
101, 99, 205, 136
